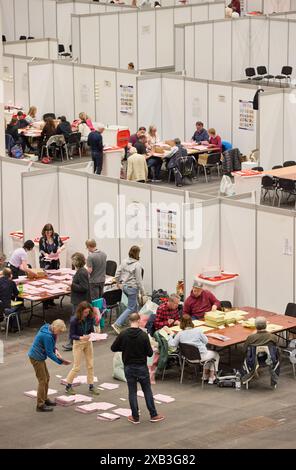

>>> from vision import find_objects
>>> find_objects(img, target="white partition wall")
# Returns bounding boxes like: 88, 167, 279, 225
259, 91, 284, 168
29, 62, 55, 117
184, 79, 208, 141
73, 65, 95, 123
257, 208, 294, 313
194, 23, 213, 80
14, 57, 30, 112
208, 83, 232, 143
54, 63, 75, 122
184, 199, 220, 297
137, 77, 162, 137
94, 68, 117, 126
4, 39, 58, 60
162, 77, 185, 140
232, 19, 250, 81
268, 20, 289, 76
213, 21, 232, 82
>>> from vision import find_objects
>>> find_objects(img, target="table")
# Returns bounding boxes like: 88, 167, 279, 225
101, 147, 124, 179
232, 170, 263, 203
264, 166, 296, 181
18, 127, 42, 138
195, 273, 239, 305
151, 142, 220, 159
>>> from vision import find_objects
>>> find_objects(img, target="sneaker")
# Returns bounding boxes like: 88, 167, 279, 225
62, 343, 73, 352
208, 377, 216, 385
45, 399, 56, 406
36, 405, 53, 412
150, 414, 165, 423
128, 415, 140, 424
111, 323, 121, 335
89, 387, 100, 395
65, 386, 76, 395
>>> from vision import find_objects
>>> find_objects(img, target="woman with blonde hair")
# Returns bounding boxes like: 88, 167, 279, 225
147, 125, 159, 147
65, 301, 99, 395
25, 106, 37, 125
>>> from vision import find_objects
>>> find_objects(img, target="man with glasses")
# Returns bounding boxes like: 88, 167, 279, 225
154, 294, 181, 331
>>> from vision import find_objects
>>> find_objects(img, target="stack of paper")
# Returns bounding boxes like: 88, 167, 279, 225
192, 320, 205, 327
60, 377, 81, 387
113, 408, 132, 417
88, 333, 108, 342
204, 311, 225, 328
24, 389, 57, 398
137, 390, 144, 398
97, 413, 120, 421
55, 396, 76, 406
75, 403, 102, 414
153, 394, 175, 403
242, 318, 256, 329
76, 375, 98, 384
207, 333, 231, 341
99, 383, 119, 390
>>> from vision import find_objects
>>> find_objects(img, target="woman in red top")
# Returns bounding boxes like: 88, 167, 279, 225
208, 128, 222, 152
228, 0, 241, 15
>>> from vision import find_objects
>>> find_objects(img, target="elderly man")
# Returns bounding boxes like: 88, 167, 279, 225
154, 294, 181, 330
183, 280, 220, 320
244, 317, 277, 352
127, 146, 148, 182
192, 121, 209, 144
87, 123, 105, 175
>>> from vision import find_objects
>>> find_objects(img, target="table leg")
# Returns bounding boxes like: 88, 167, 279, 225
42, 302, 46, 323
28, 301, 34, 326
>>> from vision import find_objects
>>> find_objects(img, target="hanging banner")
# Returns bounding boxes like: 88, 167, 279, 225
239, 100, 254, 131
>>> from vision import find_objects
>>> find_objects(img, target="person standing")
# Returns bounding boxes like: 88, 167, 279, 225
111, 245, 145, 334
87, 123, 105, 175
85, 239, 107, 301
65, 302, 99, 396
39, 223, 65, 271
7, 240, 36, 279
28, 319, 69, 412
111, 312, 164, 424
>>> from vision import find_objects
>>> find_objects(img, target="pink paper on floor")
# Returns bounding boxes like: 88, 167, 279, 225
97, 413, 120, 421
88, 333, 108, 342
113, 408, 131, 417
55, 396, 76, 406
76, 375, 98, 384
137, 391, 144, 397
75, 403, 101, 414
24, 389, 57, 398
96, 402, 116, 410
153, 394, 175, 403
60, 378, 81, 387
74, 394, 93, 403
99, 383, 119, 390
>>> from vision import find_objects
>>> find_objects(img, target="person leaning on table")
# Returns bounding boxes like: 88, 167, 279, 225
28, 319, 69, 412
183, 280, 221, 321
7, 240, 36, 279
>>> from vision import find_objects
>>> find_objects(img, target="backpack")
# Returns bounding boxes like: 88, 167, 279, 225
10, 144, 23, 159
178, 156, 194, 177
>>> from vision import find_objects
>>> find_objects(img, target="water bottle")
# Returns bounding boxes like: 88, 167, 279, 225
235, 371, 241, 390
18, 283, 24, 295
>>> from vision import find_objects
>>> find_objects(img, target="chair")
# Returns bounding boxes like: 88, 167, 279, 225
40, 135, 68, 161
19, 36, 26, 40
282, 339, 296, 378
67, 132, 82, 159
2, 35, 6, 42
261, 175, 276, 204
285, 303, 296, 335
275, 66, 293, 86
252, 166, 264, 172
283, 160, 296, 167
220, 300, 232, 310
256, 66, 274, 84
27, 36, 35, 40
106, 260, 117, 277
161, 350, 181, 381
198, 153, 221, 182
179, 343, 215, 387
243, 345, 280, 390
1, 304, 21, 340
273, 178, 296, 208
102, 289, 122, 324
245, 67, 262, 81
43, 113, 56, 121
58, 44, 71, 59
272, 165, 283, 170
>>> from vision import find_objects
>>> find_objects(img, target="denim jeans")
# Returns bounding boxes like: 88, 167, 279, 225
116, 286, 138, 326
124, 364, 157, 420
92, 151, 103, 175
5, 306, 21, 329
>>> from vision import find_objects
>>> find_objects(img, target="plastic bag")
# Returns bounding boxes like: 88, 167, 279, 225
220, 175, 235, 196
139, 299, 159, 316
11, 144, 23, 159
112, 352, 127, 382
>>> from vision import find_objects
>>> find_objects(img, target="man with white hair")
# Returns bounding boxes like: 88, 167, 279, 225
127, 146, 148, 182
243, 316, 277, 352
87, 123, 105, 175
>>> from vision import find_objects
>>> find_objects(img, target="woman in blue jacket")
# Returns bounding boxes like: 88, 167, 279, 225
28, 319, 69, 412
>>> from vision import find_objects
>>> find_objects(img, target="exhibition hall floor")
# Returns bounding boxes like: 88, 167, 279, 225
1, 302, 296, 450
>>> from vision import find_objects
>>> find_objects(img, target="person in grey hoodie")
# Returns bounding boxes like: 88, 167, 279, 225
112, 246, 145, 334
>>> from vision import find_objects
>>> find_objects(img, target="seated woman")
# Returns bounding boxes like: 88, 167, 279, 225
72, 112, 95, 132
38, 117, 57, 157
56, 116, 72, 142
167, 314, 220, 384
147, 125, 159, 148
25, 106, 37, 125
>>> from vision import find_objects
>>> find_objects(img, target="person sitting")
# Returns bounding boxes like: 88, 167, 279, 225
78, 118, 91, 143
0, 267, 22, 331
228, 0, 240, 15
166, 138, 195, 187
16, 111, 28, 129
72, 112, 95, 132
192, 121, 209, 144
127, 146, 148, 182
7, 240, 36, 279
129, 127, 146, 147
147, 125, 159, 148
56, 116, 72, 142
167, 314, 220, 384
136, 135, 162, 182
38, 117, 57, 157
6, 118, 20, 144
183, 280, 220, 320
154, 294, 180, 331
25, 106, 37, 125
244, 316, 277, 352
208, 128, 222, 152
128, 62, 135, 70
222, 140, 233, 152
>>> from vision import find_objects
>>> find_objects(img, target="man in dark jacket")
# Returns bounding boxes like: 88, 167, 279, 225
56, 116, 72, 142
0, 267, 21, 330
111, 312, 165, 424
87, 123, 105, 174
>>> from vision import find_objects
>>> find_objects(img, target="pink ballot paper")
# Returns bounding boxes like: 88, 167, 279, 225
99, 383, 119, 390
60, 377, 81, 387
24, 389, 57, 398
88, 333, 108, 342
153, 394, 175, 403
75, 402, 115, 413
137, 390, 144, 397
97, 413, 120, 421
113, 408, 132, 417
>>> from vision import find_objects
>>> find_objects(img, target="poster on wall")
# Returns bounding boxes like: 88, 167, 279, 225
157, 209, 177, 253
119, 84, 134, 114
239, 100, 254, 131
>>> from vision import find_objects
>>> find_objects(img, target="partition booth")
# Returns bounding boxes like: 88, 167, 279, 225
71, 2, 225, 70
3, 38, 58, 60
243, 0, 296, 14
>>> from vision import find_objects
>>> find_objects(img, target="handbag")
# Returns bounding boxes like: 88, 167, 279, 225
11, 144, 23, 159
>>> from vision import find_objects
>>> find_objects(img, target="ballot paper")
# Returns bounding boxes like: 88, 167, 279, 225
113, 408, 132, 417
97, 413, 120, 421
75, 403, 102, 414
153, 394, 175, 403
137, 391, 144, 398
55, 396, 76, 407
24, 389, 57, 398
76, 375, 98, 384
88, 333, 108, 342
206, 333, 231, 341
60, 377, 81, 387
41, 279, 56, 285
99, 383, 119, 390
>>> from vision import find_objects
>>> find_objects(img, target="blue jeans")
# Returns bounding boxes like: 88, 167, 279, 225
124, 364, 157, 420
5, 307, 21, 329
116, 286, 138, 326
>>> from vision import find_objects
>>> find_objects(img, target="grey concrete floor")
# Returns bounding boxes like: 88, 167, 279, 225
1, 301, 296, 449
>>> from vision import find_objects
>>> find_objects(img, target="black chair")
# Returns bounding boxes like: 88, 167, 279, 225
43, 113, 56, 121
58, 44, 71, 58
67, 132, 82, 159
198, 152, 221, 182
102, 289, 122, 325
274, 178, 296, 208
19, 36, 26, 40
272, 165, 283, 170
245, 67, 262, 81
69, 44, 72, 55
161, 350, 181, 381
106, 260, 117, 277
285, 303, 296, 335
2, 35, 6, 42
179, 343, 215, 387
261, 175, 276, 204
252, 166, 264, 172
27, 36, 35, 40
256, 66, 274, 84
220, 300, 232, 310
283, 160, 296, 167
275, 66, 293, 86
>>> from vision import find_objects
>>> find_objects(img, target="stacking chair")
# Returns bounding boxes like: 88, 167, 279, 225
261, 175, 276, 204
58, 44, 71, 59
179, 343, 215, 388
102, 289, 122, 325
285, 303, 296, 336
283, 160, 296, 167
40, 135, 68, 161
161, 350, 181, 381
256, 66, 274, 84
198, 152, 221, 182
273, 178, 296, 208
275, 66, 293, 86
251, 166, 264, 172
67, 132, 82, 159
106, 260, 117, 277
220, 300, 232, 310
0, 301, 21, 340
19, 36, 26, 40
245, 67, 262, 81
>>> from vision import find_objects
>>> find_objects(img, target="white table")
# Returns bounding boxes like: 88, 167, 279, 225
233, 173, 262, 203
101, 148, 124, 179
196, 275, 238, 305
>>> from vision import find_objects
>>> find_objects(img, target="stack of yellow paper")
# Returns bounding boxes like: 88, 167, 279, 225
224, 311, 245, 324
242, 318, 256, 329
204, 311, 225, 328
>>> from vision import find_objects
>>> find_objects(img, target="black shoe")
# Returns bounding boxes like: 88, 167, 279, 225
62, 344, 72, 352
36, 405, 53, 412
45, 399, 56, 406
